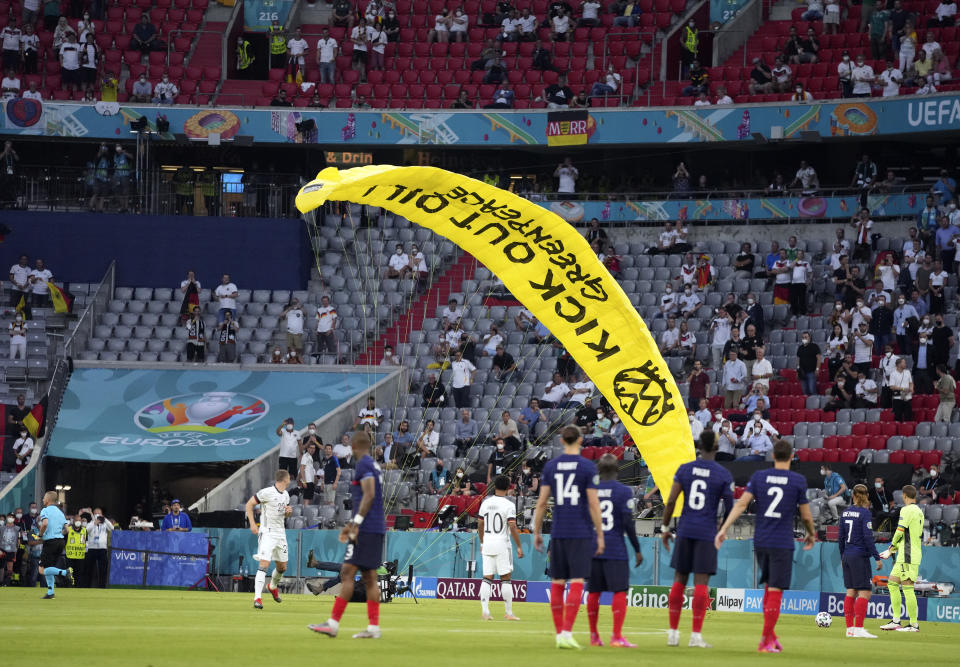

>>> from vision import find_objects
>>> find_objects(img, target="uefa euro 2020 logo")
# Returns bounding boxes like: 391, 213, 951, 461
134, 392, 269, 434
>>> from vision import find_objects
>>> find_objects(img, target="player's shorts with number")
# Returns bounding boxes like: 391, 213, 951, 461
841, 553, 872, 590
755, 546, 793, 590
345, 532, 385, 571
256, 530, 289, 563
482, 543, 513, 577
891, 561, 919, 582
549, 537, 593, 580
670, 536, 718, 575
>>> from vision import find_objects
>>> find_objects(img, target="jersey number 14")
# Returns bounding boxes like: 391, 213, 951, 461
554, 473, 581, 506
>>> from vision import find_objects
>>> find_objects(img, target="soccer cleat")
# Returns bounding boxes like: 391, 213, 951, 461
688, 634, 712, 648
42, 593, 55, 599
896, 624, 919, 632
845, 628, 856, 638
880, 621, 902, 631
306, 549, 320, 569
771, 636, 783, 652
352, 629, 382, 639
66, 567, 75, 586
757, 640, 782, 653
308, 623, 338, 637
268, 584, 282, 603
590, 633, 604, 647
667, 629, 680, 647
481, 613, 493, 621
504, 614, 520, 621
556, 635, 582, 650
852, 628, 877, 638
610, 636, 637, 648
306, 579, 324, 596
253, 599, 263, 609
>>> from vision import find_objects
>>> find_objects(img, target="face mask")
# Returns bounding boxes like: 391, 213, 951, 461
497, 444, 504, 451
924, 319, 930, 325
665, 287, 672, 293
747, 298, 755, 305
754, 414, 761, 421
856, 301, 863, 308
456, 471, 464, 478
19, 432, 26, 438
875, 482, 882, 489
6, 517, 13, 524
385, 351, 392, 357
843, 56, 850, 62
802, 338, 809, 345
30, 508, 37, 515
612, 416, 620, 423
15, 513, 22, 519
308, 428, 316, 435
286, 425, 293, 431
597, 412, 604, 418
714, 412, 722, 420
74, 520, 82, 528
920, 338, 928, 344
81, 521, 88, 528
820, 469, 827, 476
795, 87, 802, 93
899, 298, 905, 305
885, 351, 892, 357
835, 304, 842, 310
931, 470, 938, 477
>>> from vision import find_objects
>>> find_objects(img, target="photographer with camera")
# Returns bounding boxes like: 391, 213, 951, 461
889, 356, 914, 422
85, 508, 113, 588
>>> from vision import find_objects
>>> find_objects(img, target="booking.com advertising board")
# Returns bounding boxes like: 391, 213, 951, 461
45, 368, 384, 463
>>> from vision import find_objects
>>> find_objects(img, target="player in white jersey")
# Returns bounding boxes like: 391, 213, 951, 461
478, 475, 524, 621
245, 469, 293, 609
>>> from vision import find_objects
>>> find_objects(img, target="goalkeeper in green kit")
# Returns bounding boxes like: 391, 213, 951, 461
879, 485, 923, 632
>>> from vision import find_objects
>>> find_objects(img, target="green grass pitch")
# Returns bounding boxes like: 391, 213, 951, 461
3, 588, 953, 666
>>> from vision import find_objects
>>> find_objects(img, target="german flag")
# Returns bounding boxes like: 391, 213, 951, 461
179, 280, 200, 322
47, 282, 74, 314
23, 395, 47, 439
15, 293, 31, 320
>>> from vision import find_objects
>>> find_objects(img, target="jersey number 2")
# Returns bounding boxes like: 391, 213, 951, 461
554, 473, 581, 506
764, 486, 784, 518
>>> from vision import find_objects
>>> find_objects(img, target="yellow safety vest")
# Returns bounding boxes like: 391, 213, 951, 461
237, 40, 255, 69
683, 26, 698, 55
65, 526, 86, 559
269, 26, 286, 55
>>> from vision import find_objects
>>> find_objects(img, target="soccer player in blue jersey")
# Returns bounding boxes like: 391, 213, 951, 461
838, 483, 883, 638
715, 439, 815, 653
661, 431, 733, 649
37, 490, 72, 599
309, 430, 386, 639
586, 453, 643, 648
534, 426, 605, 650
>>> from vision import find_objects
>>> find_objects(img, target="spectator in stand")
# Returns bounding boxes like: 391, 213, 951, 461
746, 293, 764, 336
802, 0, 824, 21
132, 13, 159, 55
8, 254, 30, 307
678, 284, 701, 319
214, 274, 238, 323
487, 438, 509, 483
783, 25, 803, 63
686, 360, 710, 409
916, 465, 945, 505
386, 243, 409, 279
130, 72, 152, 102
791, 83, 815, 101
879, 60, 903, 96
334, 432, 356, 466
450, 7, 469, 41
22, 80, 41, 100
551, 8, 572, 41
538, 372, 570, 408
79, 32, 100, 89
836, 51, 856, 97
771, 56, 792, 92
751, 346, 773, 392
797, 331, 822, 395
184, 305, 206, 362
0, 17, 21, 74
379, 344, 400, 366
349, 18, 369, 81
484, 81, 515, 108
932, 169, 957, 206
931, 48, 951, 83
59, 32, 82, 93
612, 0, 641, 27
871, 294, 894, 354
748, 57, 774, 94
407, 243, 429, 291
315, 27, 338, 85
554, 158, 579, 198
732, 242, 755, 279
451, 89, 473, 109
270, 89, 292, 106
721, 347, 747, 409
299, 442, 317, 506
850, 54, 875, 98
422, 372, 446, 407
319, 443, 341, 499
935, 365, 956, 421
790, 249, 811, 316
682, 60, 709, 97
518, 398, 546, 440
531, 39, 556, 71
495, 411, 522, 451
492, 344, 517, 383
281, 298, 305, 355
53, 16, 75, 51
152, 73, 178, 105
428, 7, 452, 44
893, 294, 918, 356
368, 22, 387, 70
930, 314, 954, 370
20, 23, 38, 75
913, 332, 933, 394
543, 73, 574, 108
889, 356, 914, 421
928, 257, 948, 311
453, 409, 479, 454
710, 307, 733, 370
498, 8, 520, 42
314, 295, 338, 359
13, 426, 33, 471
659, 315, 680, 356
416, 420, 440, 458
578, 0, 601, 26
450, 349, 476, 408
0, 69, 19, 100
28, 257, 52, 308
851, 321, 874, 374
929, 0, 957, 26
853, 369, 879, 407
216, 310, 239, 362
736, 422, 773, 461
590, 63, 621, 98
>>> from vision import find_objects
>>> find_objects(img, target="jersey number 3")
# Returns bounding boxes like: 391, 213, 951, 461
599, 499, 614, 531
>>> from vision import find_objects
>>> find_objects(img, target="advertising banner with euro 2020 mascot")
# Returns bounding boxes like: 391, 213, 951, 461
45, 368, 385, 463
296, 166, 697, 498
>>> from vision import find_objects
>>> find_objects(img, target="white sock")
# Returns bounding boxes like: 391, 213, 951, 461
254, 569, 266, 600
327, 618, 339, 630
562, 630, 573, 640
502, 581, 513, 615
480, 579, 492, 615
270, 569, 282, 588
368, 624, 380, 632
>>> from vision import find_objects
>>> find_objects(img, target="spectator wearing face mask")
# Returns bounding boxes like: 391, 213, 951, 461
870, 477, 896, 528
736, 423, 772, 461
85, 508, 113, 588
935, 365, 956, 422
451, 466, 473, 495
487, 438, 510, 484
65, 513, 88, 585
657, 282, 678, 319
871, 295, 894, 355
319, 443, 341, 502
893, 295, 919, 356
0, 512, 20, 585
677, 285, 701, 319
276, 418, 301, 478
13, 427, 33, 472
796, 332, 822, 395
721, 347, 747, 409
8, 311, 26, 362
917, 466, 945, 504
912, 332, 933, 394
688, 411, 704, 441
852, 369, 879, 408
821, 463, 848, 524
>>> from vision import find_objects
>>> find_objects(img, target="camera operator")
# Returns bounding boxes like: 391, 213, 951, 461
85, 508, 114, 588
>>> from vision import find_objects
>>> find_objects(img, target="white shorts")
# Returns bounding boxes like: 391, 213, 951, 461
481, 544, 513, 577
256, 531, 289, 563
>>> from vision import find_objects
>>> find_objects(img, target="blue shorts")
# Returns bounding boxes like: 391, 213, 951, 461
345, 531, 384, 572
842, 554, 872, 591
588, 558, 629, 593
549, 538, 593, 581
755, 547, 793, 590
670, 536, 718, 575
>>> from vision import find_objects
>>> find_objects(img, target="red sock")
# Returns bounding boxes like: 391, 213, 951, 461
367, 599, 380, 626
331, 595, 349, 623
854, 597, 868, 628
844, 595, 855, 629
692, 584, 709, 633
762, 589, 783, 642
612, 591, 627, 638
563, 582, 584, 632
668, 581, 685, 631
587, 592, 601, 635
550, 583, 565, 633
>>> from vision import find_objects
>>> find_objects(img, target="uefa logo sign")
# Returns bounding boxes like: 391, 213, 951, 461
134, 392, 269, 434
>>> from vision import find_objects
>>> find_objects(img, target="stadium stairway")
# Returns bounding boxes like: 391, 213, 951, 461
356, 254, 477, 365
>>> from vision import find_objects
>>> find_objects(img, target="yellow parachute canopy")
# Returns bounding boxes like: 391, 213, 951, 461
296, 166, 695, 500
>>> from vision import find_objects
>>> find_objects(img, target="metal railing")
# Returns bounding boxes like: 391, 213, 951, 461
63, 261, 115, 360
